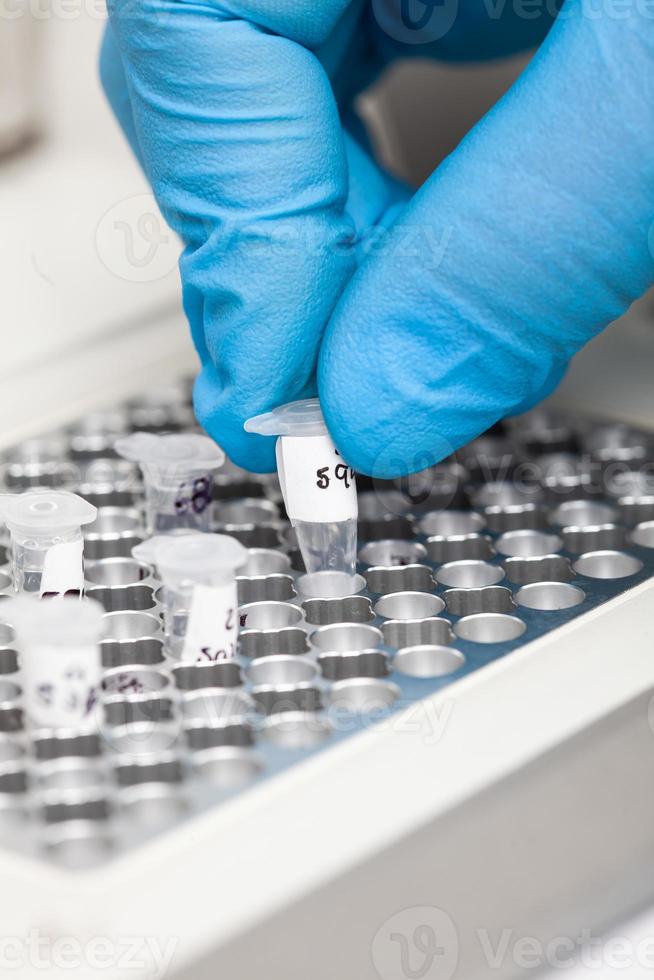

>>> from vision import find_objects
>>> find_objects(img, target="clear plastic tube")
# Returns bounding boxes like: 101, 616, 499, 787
115, 433, 224, 535
0, 490, 97, 596
3, 595, 104, 728
133, 533, 246, 662
245, 399, 359, 578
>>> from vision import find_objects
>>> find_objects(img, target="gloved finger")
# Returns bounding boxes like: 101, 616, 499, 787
196, 0, 358, 49
508, 363, 567, 418
319, 3, 654, 478
106, 1, 357, 472
98, 25, 143, 169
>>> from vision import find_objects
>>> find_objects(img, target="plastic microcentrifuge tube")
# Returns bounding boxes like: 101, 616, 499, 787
115, 432, 225, 535
245, 399, 358, 577
0, 490, 97, 596
133, 533, 246, 662
3, 595, 104, 728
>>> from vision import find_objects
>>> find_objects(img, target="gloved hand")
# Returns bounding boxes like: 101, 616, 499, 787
101, 1, 654, 477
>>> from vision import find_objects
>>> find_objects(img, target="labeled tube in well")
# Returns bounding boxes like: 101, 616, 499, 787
245, 399, 358, 577
4, 595, 104, 728
115, 433, 225, 534
0, 490, 97, 596
133, 533, 246, 662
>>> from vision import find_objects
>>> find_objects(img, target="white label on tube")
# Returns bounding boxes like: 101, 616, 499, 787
277, 435, 358, 524
24, 643, 101, 728
40, 539, 84, 598
183, 582, 238, 663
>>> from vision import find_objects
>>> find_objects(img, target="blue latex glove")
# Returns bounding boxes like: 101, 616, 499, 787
101, 2, 654, 477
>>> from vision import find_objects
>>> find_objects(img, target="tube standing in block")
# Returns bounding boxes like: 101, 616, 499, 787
115, 433, 224, 534
133, 533, 246, 662
3, 596, 104, 728
245, 399, 359, 577
0, 490, 97, 595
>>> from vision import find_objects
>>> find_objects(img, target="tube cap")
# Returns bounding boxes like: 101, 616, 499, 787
115, 433, 225, 473
0, 490, 97, 534
133, 532, 246, 585
2, 595, 105, 644
245, 399, 328, 438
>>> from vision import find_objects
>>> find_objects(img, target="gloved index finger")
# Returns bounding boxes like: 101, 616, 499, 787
106, 0, 357, 472
188, 0, 358, 48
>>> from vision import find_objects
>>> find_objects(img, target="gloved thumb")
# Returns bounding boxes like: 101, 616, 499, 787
319, 2, 654, 478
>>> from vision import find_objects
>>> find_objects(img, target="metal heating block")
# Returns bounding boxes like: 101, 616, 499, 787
0, 389, 654, 980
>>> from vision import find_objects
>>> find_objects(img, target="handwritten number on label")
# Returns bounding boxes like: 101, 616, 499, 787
315, 463, 355, 491
175, 476, 213, 515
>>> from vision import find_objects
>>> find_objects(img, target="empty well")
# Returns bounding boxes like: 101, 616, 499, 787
296, 572, 366, 600
358, 539, 427, 568
631, 521, 654, 549
0, 649, 19, 676
435, 561, 505, 589
418, 510, 485, 537
382, 618, 453, 650
239, 601, 304, 631
172, 661, 243, 692
237, 549, 291, 577
193, 747, 263, 787
101, 638, 165, 669
183, 691, 254, 725
444, 587, 515, 617
516, 582, 586, 611
496, 530, 563, 558
0, 736, 23, 765
248, 656, 318, 687
302, 596, 374, 627
473, 482, 542, 509
394, 646, 466, 679
103, 694, 176, 728
86, 558, 151, 587
551, 499, 618, 528
483, 504, 548, 534
311, 623, 383, 654
102, 611, 161, 641
365, 564, 434, 596
216, 499, 279, 525
239, 627, 310, 659
562, 524, 625, 554
503, 555, 575, 585
104, 722, 181, 755
87, 583, 155, 613
263, 712, 332, 749
573, 551, 643, 580
319, 650, 390, 682
237, 574, 296, 604
328, 679, 400, 713
42, 823, 114, 869
619, 496, 654, 526
35, 760, 107, 793
375, 592, 445, 621
185, 723, 255, 751
33, 732, 101, 761
454, 614, 526, 644
426, 534, 495, 564
251, 684, 323, 716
